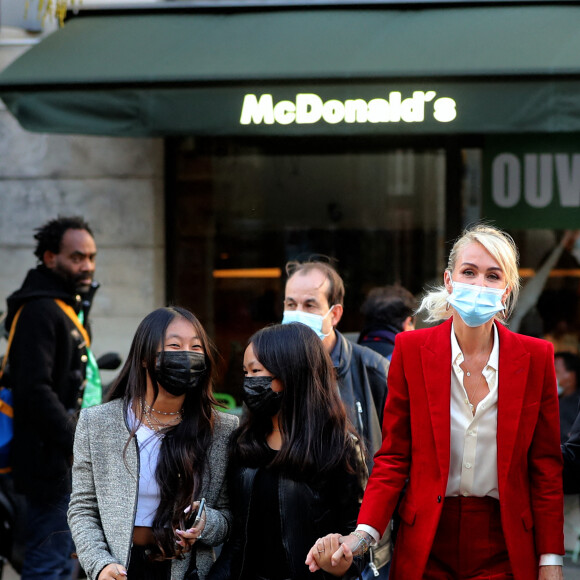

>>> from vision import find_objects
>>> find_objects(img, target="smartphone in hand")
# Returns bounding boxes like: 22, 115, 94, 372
185, 497, 206, 529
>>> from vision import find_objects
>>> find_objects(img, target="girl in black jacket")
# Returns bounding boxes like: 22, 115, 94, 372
208, 322, 366, 580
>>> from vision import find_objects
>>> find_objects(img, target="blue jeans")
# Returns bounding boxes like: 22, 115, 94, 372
20, 493, 74, 580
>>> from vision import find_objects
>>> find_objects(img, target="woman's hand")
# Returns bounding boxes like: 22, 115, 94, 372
175, 500, 207, 550
306, 534, 353, 576
97, 563, 127, 579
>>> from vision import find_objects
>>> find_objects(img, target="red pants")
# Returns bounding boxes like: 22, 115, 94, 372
423, 496, 513, 580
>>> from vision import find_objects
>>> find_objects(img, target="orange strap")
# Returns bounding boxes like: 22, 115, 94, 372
0, 395, 13, 420
0, 299, 90, 412
54, 299, 91, 348
0, 305, 22, 434
0, 305, 24, 381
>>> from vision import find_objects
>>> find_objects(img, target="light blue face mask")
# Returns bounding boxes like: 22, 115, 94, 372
281, 306, 335, 340
446, 281, 506, 328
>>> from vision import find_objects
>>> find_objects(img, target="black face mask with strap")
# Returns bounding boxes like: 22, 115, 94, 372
155, 351, 207, 396
242, 376, 283, 417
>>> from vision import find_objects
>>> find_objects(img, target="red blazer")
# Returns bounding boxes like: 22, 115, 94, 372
358, 318, 564, 580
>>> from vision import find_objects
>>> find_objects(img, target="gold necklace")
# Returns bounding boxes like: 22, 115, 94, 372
462, 360, 490, 415
465, 372, 485, 413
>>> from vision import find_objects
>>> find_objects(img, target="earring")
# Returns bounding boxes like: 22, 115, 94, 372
446, 302, 450, 312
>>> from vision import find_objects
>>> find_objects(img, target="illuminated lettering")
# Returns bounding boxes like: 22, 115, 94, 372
400, 91, 436, 122
433, 97, 457, 123
273, 100, 296, 125
296, 94, 323, 124
367, 99, 390, 123
389, 92, 402, 122
322, 100, 345, 124
240, 94, 275, 125
239, 91, 457, 126
344, 99, 368, 123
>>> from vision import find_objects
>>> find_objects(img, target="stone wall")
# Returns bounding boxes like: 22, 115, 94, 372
0, 102, 165, 383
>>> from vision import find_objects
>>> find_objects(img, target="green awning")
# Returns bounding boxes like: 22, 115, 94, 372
2, 5, 580, 136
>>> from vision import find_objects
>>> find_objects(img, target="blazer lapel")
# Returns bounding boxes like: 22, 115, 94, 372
421, 318, 453, 486
496, 322, 531, 489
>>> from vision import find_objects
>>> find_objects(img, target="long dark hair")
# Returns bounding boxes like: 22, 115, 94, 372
108, 306, 219, 559
233, 323, 363, 479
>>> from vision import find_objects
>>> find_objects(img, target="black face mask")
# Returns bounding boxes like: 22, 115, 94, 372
242, 376, 283, 417
155, 351, 207, 397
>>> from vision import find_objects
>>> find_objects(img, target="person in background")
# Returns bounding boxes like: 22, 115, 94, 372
562, 408, 580, 494
358, 284, 417, 361
554, 351, 580, 561
308, 224, 564, 580
282, 260, 390, 579
208, 323, 366, 580
68, 307, 238, 580
4, 216, 99, 580
555, 351, 580, 444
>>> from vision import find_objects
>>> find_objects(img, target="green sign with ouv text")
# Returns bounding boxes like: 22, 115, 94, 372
483, 136, 580, 229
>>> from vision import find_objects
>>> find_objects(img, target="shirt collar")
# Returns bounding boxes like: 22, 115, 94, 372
451, 322, 500, 371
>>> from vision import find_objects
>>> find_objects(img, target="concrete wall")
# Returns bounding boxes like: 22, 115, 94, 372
0, 99, 166, 383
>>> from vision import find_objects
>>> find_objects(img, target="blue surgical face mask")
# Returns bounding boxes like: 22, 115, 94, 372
281, 306, 335, 340
446, 280, 506, 328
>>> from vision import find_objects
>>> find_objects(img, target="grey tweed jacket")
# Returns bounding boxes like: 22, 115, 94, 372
67, 399, 238, 580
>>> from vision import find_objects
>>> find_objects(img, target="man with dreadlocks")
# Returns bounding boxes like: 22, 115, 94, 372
4, 216, 98, 580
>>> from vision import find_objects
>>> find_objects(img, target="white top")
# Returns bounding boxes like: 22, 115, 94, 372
447, 322, 499, 499
358, 324, 562, 566
127, 405, 162, 527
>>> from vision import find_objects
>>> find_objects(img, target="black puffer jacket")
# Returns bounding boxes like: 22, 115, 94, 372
4, 266, 97, 500
208, 443, 366, 580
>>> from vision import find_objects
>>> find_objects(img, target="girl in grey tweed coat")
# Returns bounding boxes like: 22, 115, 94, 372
68, 307, 238, 580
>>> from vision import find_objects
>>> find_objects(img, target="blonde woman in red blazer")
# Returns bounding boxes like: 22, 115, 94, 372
307, 225, 564, 580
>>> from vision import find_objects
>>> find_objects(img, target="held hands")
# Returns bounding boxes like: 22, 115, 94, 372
98, 563, 127, 579
306, 531, 372, 575
305, 534, 353, 576
175, 500, 207, 550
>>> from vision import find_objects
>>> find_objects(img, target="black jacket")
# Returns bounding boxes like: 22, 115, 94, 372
358, 325, 400, 361
208, 446, 366, 580
334, 331, 391, 572
4, 266, 97, 500
562, 406, 580, 494
334, 331, 389, 471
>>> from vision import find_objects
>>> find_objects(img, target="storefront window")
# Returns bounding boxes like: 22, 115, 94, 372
168, 139, 446, 397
